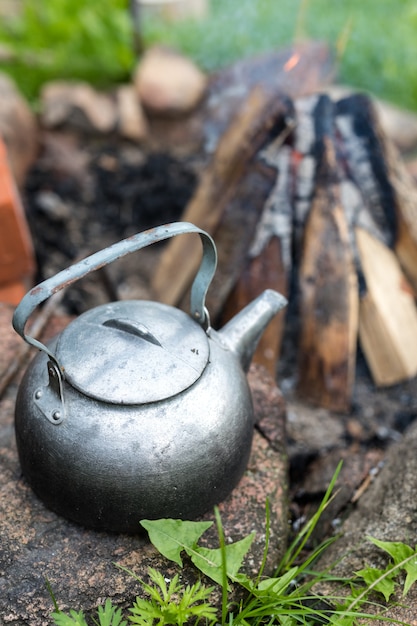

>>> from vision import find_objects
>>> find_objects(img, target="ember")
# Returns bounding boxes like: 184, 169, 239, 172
283, 52, 301, 72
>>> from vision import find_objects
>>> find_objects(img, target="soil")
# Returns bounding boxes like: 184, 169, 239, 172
21, 128, 417, 544
23, 134, 201, 313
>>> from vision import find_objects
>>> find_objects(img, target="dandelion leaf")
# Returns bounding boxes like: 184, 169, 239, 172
367, 537, 417, 596
355, 566, 396, 602
140, 519, 213, 566
368, 537, 414, 563
189, 532, 255, 586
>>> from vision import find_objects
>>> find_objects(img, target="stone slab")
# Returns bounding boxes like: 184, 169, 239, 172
315, 417, 417, 623
0, 304, 288, 625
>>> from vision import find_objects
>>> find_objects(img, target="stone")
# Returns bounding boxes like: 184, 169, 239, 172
134, 46, 208, 116
115, 85, 148, 142
0, 73, 38, 186
315, 418, 417, 622
0, 304, 288, 625
286, 400, 345, 458
33, 130, 92, 195
41, 81, 118, 134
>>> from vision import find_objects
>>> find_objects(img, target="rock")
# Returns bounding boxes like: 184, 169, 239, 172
286, 400, 345, 458
115, 84, 148, 141
134, 46, 208, 116
0, 303, 288, 625
41, 81, 118, 134
32, 130, 92, 194
0, 73, 38, 186
315, 418, 417, 622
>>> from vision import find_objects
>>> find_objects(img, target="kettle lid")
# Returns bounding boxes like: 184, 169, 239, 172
55, 300, 209, 405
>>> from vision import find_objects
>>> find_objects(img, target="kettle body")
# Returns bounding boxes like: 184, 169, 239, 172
15, 314, 253, 532
13, 223, 287, 533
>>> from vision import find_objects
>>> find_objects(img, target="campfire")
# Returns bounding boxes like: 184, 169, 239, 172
151, 82, 417, 413
2, 40, 417, 415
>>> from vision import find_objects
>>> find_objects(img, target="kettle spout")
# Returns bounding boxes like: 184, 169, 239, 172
217, 289, 287, 372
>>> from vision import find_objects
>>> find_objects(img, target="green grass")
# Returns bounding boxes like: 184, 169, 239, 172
0, 1, 416, 112
0, 0, 134, 101
142, 0, 417, 112
48, 466, 417, 624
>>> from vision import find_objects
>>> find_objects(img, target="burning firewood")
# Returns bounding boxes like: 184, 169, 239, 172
333, 94, 417, 388
336, 93, 417, 295
152, 85, 294, 310
152, 78, 417, 411
222, 142, 294, 376
295, 95, 359, 412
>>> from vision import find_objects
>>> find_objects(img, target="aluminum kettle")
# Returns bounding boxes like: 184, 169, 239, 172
13, 222, 287, 533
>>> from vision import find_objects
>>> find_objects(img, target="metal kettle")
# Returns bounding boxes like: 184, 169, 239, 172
13, 222, 287, 533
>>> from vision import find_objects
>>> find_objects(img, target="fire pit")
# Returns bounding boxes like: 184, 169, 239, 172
3, 38, 417, 623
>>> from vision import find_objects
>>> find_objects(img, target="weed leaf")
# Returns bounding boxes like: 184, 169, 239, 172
96, 598, 127, 626
129, 569, 216, 626
355, 566, 396, 602
51, 609, 87, 625
403, 558, 417, 596
367, 537, 417, 596
368, 537, 414, 564
140, 519, 213, 566
188, 533, 255, 586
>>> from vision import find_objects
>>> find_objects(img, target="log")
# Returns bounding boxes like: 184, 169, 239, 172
203, 157, 279, 319
222, 236, 287, 376
336, 93, 417, 294
296, 96, 359, 412
339, 177, 417, 386
295, 92, 417, 394
221, 145, 293, 374
293, 94, 323, 250
356, 227, 417, 386
153, 87, 417, 407
152, 86, 293, 310
335, 94, 417, 386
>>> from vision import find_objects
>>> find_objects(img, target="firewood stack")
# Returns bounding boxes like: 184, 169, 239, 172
151, 86, 417, 412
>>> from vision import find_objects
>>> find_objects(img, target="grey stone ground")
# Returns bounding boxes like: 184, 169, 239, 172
315, 417, 417, 625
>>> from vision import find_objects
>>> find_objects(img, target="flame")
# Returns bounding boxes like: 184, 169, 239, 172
284, 52, 301, 72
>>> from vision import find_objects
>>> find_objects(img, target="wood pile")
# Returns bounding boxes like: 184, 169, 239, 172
151, 85, 417, 413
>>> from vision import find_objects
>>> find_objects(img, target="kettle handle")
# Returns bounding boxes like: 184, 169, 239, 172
12, 222, 217, 363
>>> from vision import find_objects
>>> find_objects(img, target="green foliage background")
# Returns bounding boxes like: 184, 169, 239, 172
0, 0, 134, 100
0, 0, 416, 112
143, 0, 417, 112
